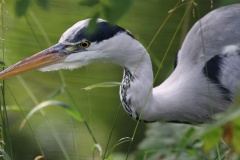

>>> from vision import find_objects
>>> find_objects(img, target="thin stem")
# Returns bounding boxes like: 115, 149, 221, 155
5, 83, 45, 158
195, 2, 222, 158
102, 104, 122, 159
0, 0, 13, 159
64, 88, 98, 144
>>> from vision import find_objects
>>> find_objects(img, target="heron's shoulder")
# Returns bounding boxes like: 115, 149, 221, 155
202, 46, 240, 101
177, 4, 240, 66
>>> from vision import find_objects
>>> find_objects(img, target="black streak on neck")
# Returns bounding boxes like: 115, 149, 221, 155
120, 67, 135, 117
120, 67, 156, 123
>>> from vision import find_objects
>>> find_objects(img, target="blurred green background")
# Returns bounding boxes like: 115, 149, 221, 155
1, 0, 240, 159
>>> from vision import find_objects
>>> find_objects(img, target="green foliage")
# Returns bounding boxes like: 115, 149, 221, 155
78, 0, 133, 23
15, 0, 49, 16
232, 119, 240, 153
86, 14, 99, 33
35, 0, 49, 10
14, 0, 132, 23
219, 0, 240, 6
104, 137, 132, 159
136, 123, 229, 160
78, 0, 99, 6
136, 104, 240, 160
15, 0, 30, 16
201, 128, 223, 151
101, 0, 133, 23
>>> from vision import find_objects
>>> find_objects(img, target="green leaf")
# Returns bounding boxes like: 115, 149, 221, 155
47, 87, 64, 99
201, 127, 223, 151
93, 144, 102, 157
7, 105, 28, 112
232, 118, 240, 153
102, 0, 133, 22
83, 82, 122, 90
0, 60, 5, 65
177, 127, 195, 148
15, 0, 30, 17
78, 0, 99, 6
20, 100, 83, 129
86, 13, 99, 33
105, 137, 132, 158
36, 0, 49, 10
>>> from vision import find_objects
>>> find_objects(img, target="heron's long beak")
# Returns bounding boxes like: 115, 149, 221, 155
0, 44, 66, 79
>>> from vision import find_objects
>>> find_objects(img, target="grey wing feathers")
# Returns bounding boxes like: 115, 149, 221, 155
203, 46, 240, 101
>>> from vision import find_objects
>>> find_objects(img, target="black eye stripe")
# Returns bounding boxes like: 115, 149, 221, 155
66, 21, 134, 43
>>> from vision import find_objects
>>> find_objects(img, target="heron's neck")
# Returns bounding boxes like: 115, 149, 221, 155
119, 48, 158, 122
119, 44, 213, 123
119, 53, 185, 123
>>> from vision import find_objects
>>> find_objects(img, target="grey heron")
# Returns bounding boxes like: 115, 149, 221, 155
0, 4, 240, 123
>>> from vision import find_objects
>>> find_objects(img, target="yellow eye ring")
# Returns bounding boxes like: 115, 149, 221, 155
79, 41, 91, 48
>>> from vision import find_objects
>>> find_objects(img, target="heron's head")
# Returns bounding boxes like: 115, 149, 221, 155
0, 18, 140, 79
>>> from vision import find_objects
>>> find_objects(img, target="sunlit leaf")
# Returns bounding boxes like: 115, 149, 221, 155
34, 156, 44, 160
36, 0, 49, 10
232, 118, 240, 153
78, 0, 99, 6
102, 0, 133, 22
20, 100, 83, 129
201, 127, 222, 151
83, 82, 122, 90
93, 144, 102, 157
15, 0, 30, 17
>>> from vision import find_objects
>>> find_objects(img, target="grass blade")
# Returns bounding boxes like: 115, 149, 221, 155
20, 100, 83, 130
83, 82, 122, 90
105, 137, 132, 159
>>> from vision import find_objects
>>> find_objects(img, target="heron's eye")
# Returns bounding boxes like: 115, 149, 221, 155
79, 41, 91, 48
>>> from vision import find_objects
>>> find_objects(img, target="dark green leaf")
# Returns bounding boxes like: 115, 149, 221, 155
47, 87, 64, 99
36, 0, 49, 10
86, 13, 99, 33
178, 127, 195, 148
0, 61, 5, 65
78, 0, 99, 6
15, 0, 30, 17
